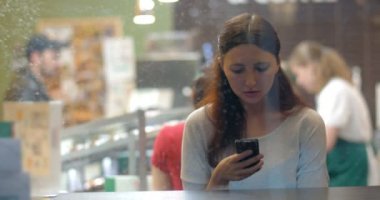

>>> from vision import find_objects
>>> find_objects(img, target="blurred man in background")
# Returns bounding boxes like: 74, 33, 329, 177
5, 34, 61, 101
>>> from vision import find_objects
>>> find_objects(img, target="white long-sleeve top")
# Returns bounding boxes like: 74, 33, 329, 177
181, 106, 329, 190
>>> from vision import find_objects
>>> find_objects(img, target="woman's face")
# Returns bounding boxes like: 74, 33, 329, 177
290, 61, 318, 94
222, 44, 279, 106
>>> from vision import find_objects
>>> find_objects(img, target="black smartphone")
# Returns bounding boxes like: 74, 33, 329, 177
235, 138, 260, 167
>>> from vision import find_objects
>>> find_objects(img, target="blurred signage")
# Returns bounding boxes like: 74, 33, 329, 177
103, 37, 136, 117
3, 101, 62, 196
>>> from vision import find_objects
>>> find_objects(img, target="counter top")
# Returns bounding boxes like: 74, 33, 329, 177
48, 186, 380, 200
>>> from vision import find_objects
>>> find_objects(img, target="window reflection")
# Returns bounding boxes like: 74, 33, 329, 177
0, 0, 379, 195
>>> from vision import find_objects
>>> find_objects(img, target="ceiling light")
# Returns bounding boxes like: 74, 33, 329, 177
158, 0, 179, 3
227, 0, 249, 4
139, 0, 155, 10
133, 15, 156, 25
134, 0, 156, 25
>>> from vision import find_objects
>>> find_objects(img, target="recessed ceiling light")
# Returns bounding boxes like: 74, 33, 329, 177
158, 0, 179, 3
227, 0, 249, 5
133, 15, 156, 25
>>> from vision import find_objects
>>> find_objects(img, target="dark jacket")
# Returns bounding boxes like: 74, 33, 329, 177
5, 67, 50, 102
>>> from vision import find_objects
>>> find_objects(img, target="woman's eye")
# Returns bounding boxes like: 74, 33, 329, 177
231, 68, 244, 74
230, 65, 245, 74
255, 62, 270, 72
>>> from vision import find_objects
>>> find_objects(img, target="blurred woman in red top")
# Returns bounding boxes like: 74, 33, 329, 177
151, 69, 210, 190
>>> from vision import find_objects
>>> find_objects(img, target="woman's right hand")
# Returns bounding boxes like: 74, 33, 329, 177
206, 150, 264, 190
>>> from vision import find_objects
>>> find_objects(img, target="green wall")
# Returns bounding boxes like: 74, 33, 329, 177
0, 0, 173, 115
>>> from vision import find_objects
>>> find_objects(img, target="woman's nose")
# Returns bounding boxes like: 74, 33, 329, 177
245, 72, 256, 87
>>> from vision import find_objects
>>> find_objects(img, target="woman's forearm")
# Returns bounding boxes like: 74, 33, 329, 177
326, 126, 339, 152
151, 166, 172, 190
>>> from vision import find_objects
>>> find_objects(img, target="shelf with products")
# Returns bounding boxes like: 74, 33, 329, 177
60, 107, 192, 192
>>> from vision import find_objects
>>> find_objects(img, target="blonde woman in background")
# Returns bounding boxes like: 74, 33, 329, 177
289, 41, 379, 186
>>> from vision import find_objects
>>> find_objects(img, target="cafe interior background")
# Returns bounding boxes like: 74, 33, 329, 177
0, 0, 380, 197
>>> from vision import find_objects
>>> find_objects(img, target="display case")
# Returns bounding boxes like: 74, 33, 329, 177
60, 107, 192, 192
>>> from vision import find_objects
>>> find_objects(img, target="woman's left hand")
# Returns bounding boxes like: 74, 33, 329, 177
206, 150, 264, 190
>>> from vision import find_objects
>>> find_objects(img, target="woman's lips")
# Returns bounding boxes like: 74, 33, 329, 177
243, 91, 261, 98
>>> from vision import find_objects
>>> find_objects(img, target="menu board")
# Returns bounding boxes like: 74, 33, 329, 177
102, 37, 136, 117
36, 17, 123, 126
3, 101, 62, 196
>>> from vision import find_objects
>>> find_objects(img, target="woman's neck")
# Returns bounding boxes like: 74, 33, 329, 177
243, 99, 276, 117
244, 102, 284, 138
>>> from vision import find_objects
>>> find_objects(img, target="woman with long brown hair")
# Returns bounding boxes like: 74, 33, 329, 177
181, 13, 328, 190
